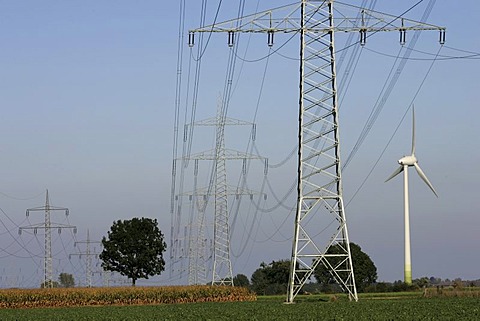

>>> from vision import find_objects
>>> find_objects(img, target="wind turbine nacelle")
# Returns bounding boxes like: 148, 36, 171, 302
398, 155, 417, 166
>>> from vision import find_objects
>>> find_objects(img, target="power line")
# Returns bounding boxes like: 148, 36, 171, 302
191, 0, 224, 62
443, 44, 480, 55
0, 207, 42, 261
346, 44, 443, 207
364, 46, 480, 60
343, 0, 438, 170
0, 190, 44, 201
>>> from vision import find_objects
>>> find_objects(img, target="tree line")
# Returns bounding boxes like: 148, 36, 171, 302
237, 242, 378, 295
42, 217, 477, 295
44, 218, 379, 292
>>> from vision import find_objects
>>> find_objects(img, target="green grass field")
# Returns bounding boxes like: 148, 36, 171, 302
0, 294, 479, 320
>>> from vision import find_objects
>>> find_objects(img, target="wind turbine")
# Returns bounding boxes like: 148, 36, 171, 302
385, 107, 438, 285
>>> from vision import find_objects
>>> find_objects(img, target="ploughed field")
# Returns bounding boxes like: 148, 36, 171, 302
0, 287, 479, 320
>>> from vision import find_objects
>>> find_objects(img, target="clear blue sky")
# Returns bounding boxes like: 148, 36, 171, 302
0, 1, 478, 287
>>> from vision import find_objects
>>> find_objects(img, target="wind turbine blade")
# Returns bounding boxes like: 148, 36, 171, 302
414, 163, 438, 197
411, 105, 416, 156
385, 166, 404, 182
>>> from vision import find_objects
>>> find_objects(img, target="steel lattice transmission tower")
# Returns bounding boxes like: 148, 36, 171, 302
187, 188, 208, 286
181, 163, 265, 286
212, 100, 231, 285
188, 0, 445, 301
175, 160, 210, 286
179, 99, 266, 285
19, 190, 77, 288
70, 230, 101, 287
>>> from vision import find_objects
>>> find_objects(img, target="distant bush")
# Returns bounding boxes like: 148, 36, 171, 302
364, 281, 418, 293
424, 287, 480, 298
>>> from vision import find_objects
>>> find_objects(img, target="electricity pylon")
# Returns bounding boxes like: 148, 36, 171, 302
182, 182, 265, 285
188, 0, 445, 302
19, 190, 76, 288
173, 166, 210, 285
70, 229, 101, 287
187, 186, 208, 286
177, 99, 266, 286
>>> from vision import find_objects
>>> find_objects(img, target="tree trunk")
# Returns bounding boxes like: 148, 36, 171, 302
132, 278, 136, 287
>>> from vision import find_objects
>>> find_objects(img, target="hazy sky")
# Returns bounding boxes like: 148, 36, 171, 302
0, 1, 479, 288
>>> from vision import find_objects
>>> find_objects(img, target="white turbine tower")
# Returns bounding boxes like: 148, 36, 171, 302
386, 107, 438, 285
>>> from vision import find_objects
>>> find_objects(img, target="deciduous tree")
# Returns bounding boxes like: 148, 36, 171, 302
100, 217, 167, 286
314, 242, 377, 292
250, 260, 290, 295
58, 273, 75, 288
233, 274, 250, 287
40, 280, 59, 288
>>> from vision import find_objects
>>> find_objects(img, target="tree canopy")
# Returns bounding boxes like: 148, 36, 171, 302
314, 242, 377, 292
251, 260, 290, 295
233, 274, 250, 287
58, 273, 75, 288
99, 217, 167, 286
40, 280, 59, 288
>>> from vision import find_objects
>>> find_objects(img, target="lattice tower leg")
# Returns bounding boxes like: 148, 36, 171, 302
45, 194, 53, 288
211, 104, 234, 286
287, 0, 357, 303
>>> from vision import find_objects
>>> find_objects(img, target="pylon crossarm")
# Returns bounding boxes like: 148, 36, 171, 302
189, 2, 444, 35
181, 148, 265, 161
193, 116, 253, 127
20, 223, 76, 230
333, 1, 445, 32
179, 184, 263, 197
190, 3, 302, 34
19, 223, 46, 230
26, 206, 69, 212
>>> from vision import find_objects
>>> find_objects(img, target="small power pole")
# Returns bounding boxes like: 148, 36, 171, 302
19, 190, 76, 288
70, 229, 101, 287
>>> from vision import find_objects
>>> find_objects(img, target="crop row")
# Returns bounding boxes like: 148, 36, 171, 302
423, 287, 480, 298
0, 285, 256, 309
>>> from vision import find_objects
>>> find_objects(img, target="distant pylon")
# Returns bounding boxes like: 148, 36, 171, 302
175, 99, 266, 286
187, 184, 208, 285
19, 190, 76, 288
70, 229, 101, 287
